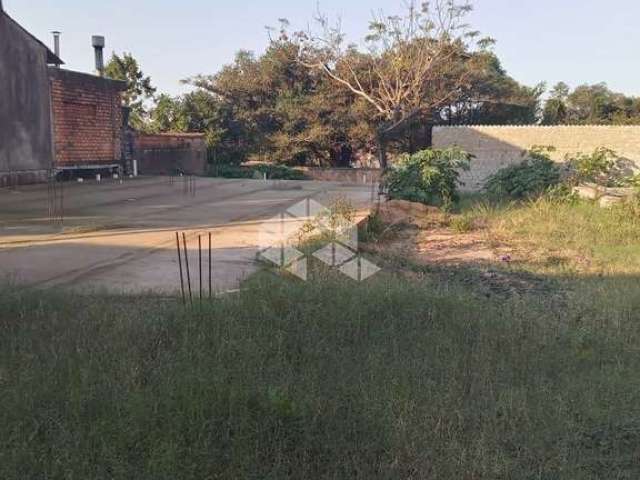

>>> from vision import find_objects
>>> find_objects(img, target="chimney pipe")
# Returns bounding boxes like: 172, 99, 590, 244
92, 35, 105, 77
51, 31, 61, 66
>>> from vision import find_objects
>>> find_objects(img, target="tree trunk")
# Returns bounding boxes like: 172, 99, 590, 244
425, 122, 433, 148
376, 131, 388, 170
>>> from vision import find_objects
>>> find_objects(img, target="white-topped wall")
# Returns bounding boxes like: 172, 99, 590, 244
433, 125, 640, 192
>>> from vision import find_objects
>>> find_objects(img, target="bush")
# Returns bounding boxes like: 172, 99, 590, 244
210, 164, 254, 178
484, 146, 561, 199
254, 164, 307, 180
383, 147, 472, 207
566, 147, 624, 187
210, 164, 306, 180
543, 183, 580, 204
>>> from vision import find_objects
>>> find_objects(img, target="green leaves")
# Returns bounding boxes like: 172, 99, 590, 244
484, 147, 561, 199
104, 52, 156, 131
383, 147, 472, 206
542, 82, 640, 125
568, 147, 620, 186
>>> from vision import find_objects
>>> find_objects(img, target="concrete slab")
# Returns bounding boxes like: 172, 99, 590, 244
0, 176, 378, 294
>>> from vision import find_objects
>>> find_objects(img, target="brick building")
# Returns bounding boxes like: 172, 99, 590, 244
0, 3, 62, 186
48, 67, 126, 172
1, 2, 128, 185
2, 4, 207, 185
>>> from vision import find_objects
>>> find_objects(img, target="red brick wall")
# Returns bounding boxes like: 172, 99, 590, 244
48, 68, 126, 167
134, 133, 207, 175
134, 133, 206, 150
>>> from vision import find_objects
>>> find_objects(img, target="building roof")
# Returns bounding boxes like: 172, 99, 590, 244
1, 6, 64, 65
48, 66, 127, 91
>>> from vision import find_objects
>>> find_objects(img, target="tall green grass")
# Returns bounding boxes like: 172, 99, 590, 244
1, 268, 640, 479
458, 196, 640, 275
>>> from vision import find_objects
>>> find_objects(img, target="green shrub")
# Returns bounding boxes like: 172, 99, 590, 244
210, 164, 254, 178
567, 147, 622, 186
383, 147, 472, 207
627, 173, 640, 189
254, 164, 307, 180
543, 183, 580, 204
210, 164, 306, 180
484, 146, 561, 199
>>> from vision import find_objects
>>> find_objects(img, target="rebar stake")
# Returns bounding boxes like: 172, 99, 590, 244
198, 234, 202, 305
182, 232, 193, 306
176, 232, 186, 305
208, 231, 212, 299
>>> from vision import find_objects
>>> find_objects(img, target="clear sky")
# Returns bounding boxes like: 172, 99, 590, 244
5, 0, 640, 97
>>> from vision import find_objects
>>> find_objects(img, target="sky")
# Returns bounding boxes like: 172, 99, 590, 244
5, 0, 640, 98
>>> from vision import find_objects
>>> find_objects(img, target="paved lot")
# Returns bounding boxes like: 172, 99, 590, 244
0, 176, 377, 294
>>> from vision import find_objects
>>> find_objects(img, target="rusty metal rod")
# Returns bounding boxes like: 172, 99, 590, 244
47, 172, 51, 220
198, 234, 202, 305
182, 232, 193, 306
176, 232, 186, 305
59, 176, 64, 224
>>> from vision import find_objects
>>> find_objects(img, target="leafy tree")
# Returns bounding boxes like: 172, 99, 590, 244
185, 40, 369, 166
541, 82, 569, 125
148, 1, 571, 168
148, 89, 240, 160
295, 0, 489, 168
567, 83, 619, 123
149, 94, 188, 133
105, 52, 156, 130
542, 82, 640, 125
438, 52, 544, 125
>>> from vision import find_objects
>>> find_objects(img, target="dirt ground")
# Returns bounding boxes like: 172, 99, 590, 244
0, 176, 377, 294
365, 200, 559, 298
372, 199, 500, 265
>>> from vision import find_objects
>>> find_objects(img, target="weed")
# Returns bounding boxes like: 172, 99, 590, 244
3, 196, 640, 479
449, 213, 475, 233
2, 268, 640, 478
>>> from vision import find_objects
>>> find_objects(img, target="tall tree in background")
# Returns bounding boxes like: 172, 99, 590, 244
439, 52, 544, 125
184, 41, 369, 166
567, 83, 620, 124
150, 94, 188, 133
541, 82, 569, 125
294, 0, 487, 168
542, 82, 640, 125
148, 2, 547, 166
105, 52, 156, 130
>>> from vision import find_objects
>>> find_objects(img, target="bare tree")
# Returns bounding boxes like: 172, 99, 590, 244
295, 0, 483, 168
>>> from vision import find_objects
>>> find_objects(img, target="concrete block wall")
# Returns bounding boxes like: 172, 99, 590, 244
433, 126, 640, 192
49, 68, 126, 168
298, 167, 382, 184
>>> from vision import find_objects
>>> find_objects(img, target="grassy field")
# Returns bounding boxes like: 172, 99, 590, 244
1, 198, 640, 479
462, 196, 640, 275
